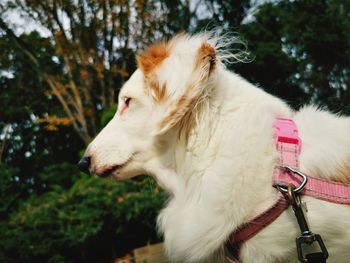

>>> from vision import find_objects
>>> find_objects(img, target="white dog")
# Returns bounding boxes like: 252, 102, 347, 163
80, 33, 350, 262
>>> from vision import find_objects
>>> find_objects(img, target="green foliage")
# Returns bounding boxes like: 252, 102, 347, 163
0, 164, 21, 218
235, 0, 350, 113
38, 162, 81, 190
100, 104, 118, 127
0, 174, 165, 263
198, 0, 350, 113
236, 2, 308, 107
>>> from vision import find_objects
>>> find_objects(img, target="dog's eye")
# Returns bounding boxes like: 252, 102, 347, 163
124, 97, 131, 107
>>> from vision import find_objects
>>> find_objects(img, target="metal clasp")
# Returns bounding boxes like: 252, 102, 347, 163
296, 234, 329, 263
287, 184, 329, 263
277, 166, 308, 194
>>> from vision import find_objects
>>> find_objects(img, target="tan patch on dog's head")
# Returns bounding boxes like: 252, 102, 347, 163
333, 158, 350, 184
145, 74, 167, 103
195, 42, 216, 75
151, 82, 167, 103
152, 40, 217, 137
157, 93, 196, 136
137, 42, 169, 75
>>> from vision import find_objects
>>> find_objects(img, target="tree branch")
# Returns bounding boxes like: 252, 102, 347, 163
0, 17, 91, 144
0, 124, 10, 164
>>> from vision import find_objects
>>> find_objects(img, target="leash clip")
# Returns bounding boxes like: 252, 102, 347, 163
287, 184, 329, 263
296, 234, 329, 263
277, 166, 308, 194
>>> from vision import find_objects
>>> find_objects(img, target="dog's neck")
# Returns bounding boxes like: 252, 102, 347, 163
154, 67, 291, 200
150, 68, 293, 261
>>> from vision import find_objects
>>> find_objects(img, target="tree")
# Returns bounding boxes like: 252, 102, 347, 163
203, 0, 350, 113
0, 0, 210, 145
274, 0, 350, 113
0, 1, 156, 143
0, 31, 83, 196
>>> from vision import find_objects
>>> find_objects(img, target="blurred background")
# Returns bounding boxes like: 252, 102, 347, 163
0, 0, 349, 262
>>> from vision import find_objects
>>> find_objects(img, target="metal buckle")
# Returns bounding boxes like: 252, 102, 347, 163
296, 234, 329, 263
277, 166, 308, 194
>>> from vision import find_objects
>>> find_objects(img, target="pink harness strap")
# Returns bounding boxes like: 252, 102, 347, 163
273, 169, 350, 204
274, 118, 301, 169
273, 118, 350, 205
226, 118, 350, 262
226, 194, 289, 262
228, 194, 289, 244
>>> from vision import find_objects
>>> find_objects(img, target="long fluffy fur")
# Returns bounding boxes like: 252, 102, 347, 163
85, 32, 350, 263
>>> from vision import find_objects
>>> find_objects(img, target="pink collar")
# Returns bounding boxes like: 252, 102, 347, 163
226, 118, 350, 262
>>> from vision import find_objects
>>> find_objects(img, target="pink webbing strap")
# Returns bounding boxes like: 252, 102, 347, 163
273, 170, 350, 205
226, 193, 289, 262
273, 118, 350, 205
228, 194, 289, 244
274, 118, 301, 169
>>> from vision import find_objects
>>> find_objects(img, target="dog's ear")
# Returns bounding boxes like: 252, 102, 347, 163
137, 42, 170, 103
137, 42, 169, 75
154, 42, 217, 136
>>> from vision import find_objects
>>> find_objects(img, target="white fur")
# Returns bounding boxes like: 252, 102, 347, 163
85, 33, 350, 262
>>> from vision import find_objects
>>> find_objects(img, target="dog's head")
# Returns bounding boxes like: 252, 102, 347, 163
78, 34, 218, 179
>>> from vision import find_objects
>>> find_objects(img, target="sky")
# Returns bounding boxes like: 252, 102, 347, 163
3, 1, 50, 37
3, 0, 272, 37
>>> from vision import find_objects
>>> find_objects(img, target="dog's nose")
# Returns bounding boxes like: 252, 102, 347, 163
77, 156, 91, 174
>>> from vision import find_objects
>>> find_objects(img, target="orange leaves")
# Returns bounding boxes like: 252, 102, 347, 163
94, 64, 105, 80
37, 115, 73, 131
45, 82, 70, 97
79, 69, 89, 80
85, 109, 94, 118
113, 254, 132, 263
135, 0, 145, 8
113, 68, 129, 78
117, 196, 125, 203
